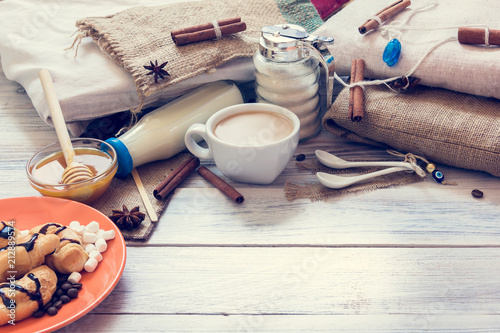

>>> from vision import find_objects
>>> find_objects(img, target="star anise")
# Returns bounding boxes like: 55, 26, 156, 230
143, 60, 170, 84
109, 205, 146, 230
388, 75, 421, 93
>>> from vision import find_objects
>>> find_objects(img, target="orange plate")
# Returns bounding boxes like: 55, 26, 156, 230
0, 197, 126, 332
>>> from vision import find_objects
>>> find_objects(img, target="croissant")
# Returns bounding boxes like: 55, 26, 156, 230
0, 265, 57, 326
0, 233, 60, 283
0, 221, 18, 248
30, 223, 88, 274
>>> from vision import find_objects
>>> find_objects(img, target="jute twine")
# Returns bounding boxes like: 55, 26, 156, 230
323, 85, 500, 177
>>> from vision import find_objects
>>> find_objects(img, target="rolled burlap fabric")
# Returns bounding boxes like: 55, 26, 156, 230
323, 85, 500, 177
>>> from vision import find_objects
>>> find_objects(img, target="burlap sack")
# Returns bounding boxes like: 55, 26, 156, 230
90, 152, 193, 242
285, 157, 423, 201
75, 0, 323, 102
323, 86, 500, 177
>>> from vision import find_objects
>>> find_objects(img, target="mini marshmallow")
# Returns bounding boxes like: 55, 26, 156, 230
95, 238, 107, 253
74, 225, 86, 236
86, 221, 100, 233
19, 230, 30, 237
103, 230, 116, 241
84, 257, 98, 273
69, 221, 80, 229
89, 250, 103, 262
82, 232, 97, 244
68, 272, 82, 284
96, 229, 105, 239
85, 243, 97, 253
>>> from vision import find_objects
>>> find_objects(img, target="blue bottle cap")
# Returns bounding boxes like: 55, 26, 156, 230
104, 137, 133, 178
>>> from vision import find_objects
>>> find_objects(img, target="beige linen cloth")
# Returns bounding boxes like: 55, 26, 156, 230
313, 0, 500, 100
75, 0, 322, 106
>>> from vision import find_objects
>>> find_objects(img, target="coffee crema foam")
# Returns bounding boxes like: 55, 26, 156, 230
213, 111, 294, 146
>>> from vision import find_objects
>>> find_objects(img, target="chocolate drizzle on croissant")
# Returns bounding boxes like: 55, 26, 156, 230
0, 265, 57, 325
0, 222, 14, 240
0, 289, 10, 308
0, 274, 43, 310
0, 233, 40, 252
38, 223, 66, 235
30, 223, 88, 274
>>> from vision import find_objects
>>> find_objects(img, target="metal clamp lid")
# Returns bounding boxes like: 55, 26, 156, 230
259, 24, 334, 62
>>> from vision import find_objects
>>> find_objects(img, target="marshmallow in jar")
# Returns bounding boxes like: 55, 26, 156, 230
106, 81, 243, 177
254, 24, 334, 141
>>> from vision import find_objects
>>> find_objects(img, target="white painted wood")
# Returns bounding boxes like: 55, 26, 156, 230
58, 314, 500, 333
56, 247, 500, 332
91, 247, 500, 315
145, 185, 500, 246
1, 58, 500, 333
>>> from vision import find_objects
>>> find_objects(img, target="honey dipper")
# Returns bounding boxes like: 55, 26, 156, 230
39, 69, 93, 184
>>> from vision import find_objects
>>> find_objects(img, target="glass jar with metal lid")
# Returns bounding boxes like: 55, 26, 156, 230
254, 24, 334, 141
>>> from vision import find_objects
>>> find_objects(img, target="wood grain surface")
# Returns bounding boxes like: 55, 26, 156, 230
1, 62, 500, 332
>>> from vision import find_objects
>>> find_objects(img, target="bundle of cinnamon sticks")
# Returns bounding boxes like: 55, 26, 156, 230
171, 17, 247, 46
153, 156, 244, 204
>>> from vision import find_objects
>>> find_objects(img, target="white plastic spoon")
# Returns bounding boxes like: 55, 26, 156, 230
316, 166, 410, 189
315, 149, 415, 170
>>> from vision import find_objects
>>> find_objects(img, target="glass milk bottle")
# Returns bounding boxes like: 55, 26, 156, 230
254, 24, 334, 141
106, 81, 243, 177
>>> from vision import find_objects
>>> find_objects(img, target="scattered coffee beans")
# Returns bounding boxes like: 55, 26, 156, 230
46, 307, 58, 316
32, 310, 45, 318
67, 288, 79, 299
35, 273, 82, 319
471, 189, 484, 198
296, 154, 306, 161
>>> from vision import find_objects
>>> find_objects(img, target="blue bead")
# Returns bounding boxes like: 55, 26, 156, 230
432, 170, 445, 183
383, 39, 401, 67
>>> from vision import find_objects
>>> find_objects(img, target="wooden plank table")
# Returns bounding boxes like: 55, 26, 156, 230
1, 62, 500, 332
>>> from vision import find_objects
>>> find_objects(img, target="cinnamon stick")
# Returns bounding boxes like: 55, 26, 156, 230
171, 17, 246, 46
458, 27, 500, 46
348, 59, 365, 122
153, 156, 200, 201
197, 166, 244, 204
358, 0, 411, 34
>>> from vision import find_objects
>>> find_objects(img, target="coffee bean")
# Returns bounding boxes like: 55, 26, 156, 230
67, 288, 79, 299
54, 300, 63, 309
471, 189, 484, 198
72, 283, 83, 290
55, 289, 64, 297
60, 295, 71, 304
47, 307, 58, 316
32, 310, 45, 318
61, 282, 72, 291
295, 154, 306, 161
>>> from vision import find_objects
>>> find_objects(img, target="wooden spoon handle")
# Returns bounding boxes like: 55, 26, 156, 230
39, 69, 75, 165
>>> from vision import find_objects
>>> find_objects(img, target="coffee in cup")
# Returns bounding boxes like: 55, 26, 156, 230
213, 110, 294, 145
184, 103, 300, 184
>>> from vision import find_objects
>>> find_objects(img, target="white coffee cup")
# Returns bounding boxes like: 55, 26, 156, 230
184, 103, 300, 184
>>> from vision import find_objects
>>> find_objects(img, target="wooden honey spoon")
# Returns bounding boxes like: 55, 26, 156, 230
39, 69, 94, 184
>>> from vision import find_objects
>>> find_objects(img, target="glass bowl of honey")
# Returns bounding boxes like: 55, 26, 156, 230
26, 138, 118, 204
